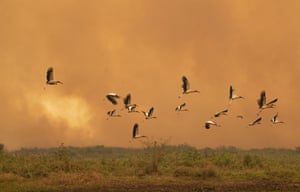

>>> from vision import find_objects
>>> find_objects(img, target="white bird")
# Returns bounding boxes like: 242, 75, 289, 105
46, 67, 63, 85
271, 112, 284, 124
248, 117, 262, 126
229, 85, 243, 104
213, 109, 229, 118
106, 109, 121, 119
181, 76, 199, 95
204, 120, 220, 129
132, 123, 146, 139
257, 90, 278, 114
175, 102, 188, 111
123, 94, 139, 113
127, 104, 139, 113
142, 107, 157, 119
106, 93, 120, 105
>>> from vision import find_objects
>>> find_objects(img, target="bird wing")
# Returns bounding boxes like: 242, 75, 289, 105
107, 93, 119, 97
46, 67, 54, 82
106, 95, 118, 105
133, 123, 139, 138
207, 120, 216, 125
229, 85, 233, 99
222, 109, 229, 113
124, 94, 131, 106
261, 91, 266, 105
141, 111, 147, 117
214, 109, 228, 117
205, 122, 210, 129
267, 98, 278, 105
182, 76, 189, 92
253, 117, 262, 125
181, 102, 186, 108
257, 91, 266, 108
214, 112, 220, 117
148, 107, 154, 117
273, 112, 278, 122
111, 109, 116, 115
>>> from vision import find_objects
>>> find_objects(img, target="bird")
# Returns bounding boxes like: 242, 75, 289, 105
127, 104, 139, 113
248, 117, 262, 126
142, 107, 157, 119
213, 109, 229, 118
181, 76, 199, 95
257, 90, 278, 114
106, 93, 120, 105
271, 112, 284, 124
46, 67, 63, 85
132, 123, 146, 139
229, 85, 243, 104
175, 102, 188, 111
123, 94, 139, 113
106, 109, 121, 119
236, 115, 244, 119
204, 120, 220, 129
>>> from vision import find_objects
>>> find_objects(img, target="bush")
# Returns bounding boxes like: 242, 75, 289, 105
201, 166, 217, 179
0, 144, 4, 153
243, 154, 252, 167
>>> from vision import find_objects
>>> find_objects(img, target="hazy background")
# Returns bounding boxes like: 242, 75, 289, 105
1, 0, 299, 150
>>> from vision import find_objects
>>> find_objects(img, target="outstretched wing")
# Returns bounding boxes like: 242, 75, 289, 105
222, 109, 229, 113
124, 94, 131, 106
267, 98, 278, 106
106, 95, 118, 105
148, 107, 154, 117
214, 111, 221, 117
132, 123, 139, 138
107, 109, 115, 116
253, 117, 262, 125
180, 102, 186, 108
182, 76, 189, 92
46, 67, 54, 82
141, 111, 147, 118
257, 91, 266, 108
272, 112, 278, 122
229, 85, 233, 99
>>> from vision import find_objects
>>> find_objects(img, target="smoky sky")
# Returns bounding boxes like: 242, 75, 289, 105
0, 0, 300, 150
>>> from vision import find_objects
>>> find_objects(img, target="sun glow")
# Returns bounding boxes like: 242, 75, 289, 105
40, 94, 92, 129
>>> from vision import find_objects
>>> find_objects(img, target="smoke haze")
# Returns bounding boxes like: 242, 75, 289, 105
1, 0, 300, 149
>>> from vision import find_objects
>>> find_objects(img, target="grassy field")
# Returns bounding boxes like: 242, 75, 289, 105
0, 141, 300, 191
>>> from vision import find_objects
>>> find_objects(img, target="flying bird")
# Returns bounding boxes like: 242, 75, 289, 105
106, 109, 121, 119
124, 94, 139, 113
229, 85, 243, 104
106, 93, 120, 105
181, 76, 199, 95
213, 109, 229, 118
142, 107, 157, 119
204, 120, 220, 129
248, 117, 262, 126
175, 102, 188, 111
132, 123, 146, 139
257, 90, 278, 114
271, 112, 284, 124
236, 115, 244, 119
127, 104, 139, 113
46, 67, 63, 85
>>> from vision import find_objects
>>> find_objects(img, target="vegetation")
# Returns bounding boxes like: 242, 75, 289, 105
0, 142, 300, 191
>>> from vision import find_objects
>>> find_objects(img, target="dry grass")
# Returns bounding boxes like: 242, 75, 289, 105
1, 144, 300, 191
